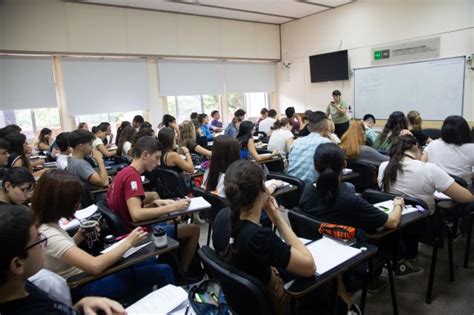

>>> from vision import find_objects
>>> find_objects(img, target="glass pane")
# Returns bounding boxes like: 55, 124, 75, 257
76, 114, 109, 130
34, 108, 62, 138
167, 97, 177, 119
202, 95, 219, 115
245, 92, 268, 118
15, 110, 34, 140
226, 93, 246, 123
176, 96, 202, 122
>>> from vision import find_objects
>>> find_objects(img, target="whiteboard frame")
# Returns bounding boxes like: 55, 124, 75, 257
352, 56, 466, 121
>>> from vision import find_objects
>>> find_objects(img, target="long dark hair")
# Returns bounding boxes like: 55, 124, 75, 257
313, 143, 346, 204
221, 160, 266, 261
162, 114, 176, 128
378, 111, 408, 144
158, 127, 175, 154
206, 136, 240, 192
116, 126, 136, 156
91, 122, 109, 135
441, 115, 471, 145
38, 128, 52, 145
236, 121, 254, 149
4, 132, 30, 169
115, 121, 131, 145
381, 135, 418, 191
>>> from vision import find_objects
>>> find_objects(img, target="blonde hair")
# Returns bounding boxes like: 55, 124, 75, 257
327, 119, 336, 133
339, 120, 365, 159
407, 110, 423, 132
178, 120, 196, 147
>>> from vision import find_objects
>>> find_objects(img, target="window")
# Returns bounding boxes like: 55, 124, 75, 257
226, 92, 270, 121
0, 108, 62, 141
166, 95, 219, 123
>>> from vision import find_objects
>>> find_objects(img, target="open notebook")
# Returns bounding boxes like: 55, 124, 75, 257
126, 284, 188, 314
306, 236, 362, 275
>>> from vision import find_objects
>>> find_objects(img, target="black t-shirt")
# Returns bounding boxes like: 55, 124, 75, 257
411, 130, 429, 146
298, 124, 310, 137
231, 220, 291, 284
299, 182, 388, 232
0, 281, 78, 315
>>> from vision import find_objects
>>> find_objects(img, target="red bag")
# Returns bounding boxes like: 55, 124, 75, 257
319, 223, 356, 240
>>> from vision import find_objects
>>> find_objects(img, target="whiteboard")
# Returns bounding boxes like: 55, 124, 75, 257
353, 57, 465, 120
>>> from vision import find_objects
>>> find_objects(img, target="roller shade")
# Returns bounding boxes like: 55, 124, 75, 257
0, 56, 57, 109
158, 60, 224, 96
225, 62, 276, 93
62, 58, 149, 115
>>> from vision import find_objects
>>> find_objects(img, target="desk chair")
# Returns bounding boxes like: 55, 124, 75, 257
346, 160, 378, 193
423, 129, 441, 140
198, 246, 275, 315
192, 187, 228, 246
155, 168, 189, 199
97, 199, 129, 236
267, 173, 305, 210
287, 208, 322, 240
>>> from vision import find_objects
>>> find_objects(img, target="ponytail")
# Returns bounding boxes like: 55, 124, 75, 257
381, 135, 418, 191
221, 182, 242, 261
313, 143, 345, 205
316, 167, 340, 204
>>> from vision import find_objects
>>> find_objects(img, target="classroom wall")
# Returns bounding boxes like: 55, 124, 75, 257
277, 0, 474, 123
0, 0, 280, 60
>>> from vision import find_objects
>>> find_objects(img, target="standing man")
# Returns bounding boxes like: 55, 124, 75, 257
326, 90, 349, 138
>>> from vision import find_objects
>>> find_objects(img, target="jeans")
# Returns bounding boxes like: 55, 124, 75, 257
71, 258, 174, 301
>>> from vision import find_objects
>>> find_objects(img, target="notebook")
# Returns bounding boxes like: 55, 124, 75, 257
306, 236, 362, 275
100, 238, 152, 258
373, 200, 418, 215
58, 205, 99, 230
126, 284, 188, 314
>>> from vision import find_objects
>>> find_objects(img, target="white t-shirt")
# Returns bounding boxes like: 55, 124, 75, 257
39, 223, 83, 280
267, 129, 294, 154
56, 154, 69, 170
122, 141, 132, 161
29, 269, 72, 305
378, 159, 454, 213
258, 117, 277, 135
92, 137, 103, 149
202, 169, 226, 198
425, 139, 474, 186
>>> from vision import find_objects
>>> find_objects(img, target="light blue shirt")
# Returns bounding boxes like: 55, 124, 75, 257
364, 127, 378, 145
287, 132, 331, 184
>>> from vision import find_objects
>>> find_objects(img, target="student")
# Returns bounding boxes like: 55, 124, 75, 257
339, 120, 389, 166
77, 122, 89, 131
91, 123, 116, 157
132, 127, 155, 148
115, 121, 131, 145
54, 132, 71, 170
258, 109, 277, 135
106, 136, 199, 272
288, 111, 331, 184
31, 169, 173, 300
0, 205, 126, 315
198, 114, 213, 141
202, 135, 240, 197
116, 126, 136, 162
0, 138, 10, 167
67, 129, 108, 190
285, 106, 301, 135
0, 168, 35, 206
132, 115, 145, 130
422, 115, 474, 186
139, 121, 152, 131
267, 118, 294, 157
379, 135, 474, 214
178, 121, 211, 165
372, 111, 411, 151
224, 109, 246, 137
407, 110, 431, 146
326, 90, 349, 138
255, 108, 269, 128
158, 127, 194, 174
4, 132, 46, 177
35, 128, 52, 152
209, 110, 224, 133
326, 119, 341, 144
160, 114, 178, 132
237, 121, 279, 161
363, 114, 378, 146
298, 110, 313, 137
190, 112, 198, 121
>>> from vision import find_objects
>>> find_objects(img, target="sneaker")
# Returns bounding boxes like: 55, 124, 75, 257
367, 275, 388, 293
395, 259, 423, 278
348, 303, 362, 315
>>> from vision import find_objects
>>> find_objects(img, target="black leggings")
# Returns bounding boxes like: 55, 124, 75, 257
334, 121, 350, 138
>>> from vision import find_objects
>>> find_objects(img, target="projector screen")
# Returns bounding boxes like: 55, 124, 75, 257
353, 57, 466, 120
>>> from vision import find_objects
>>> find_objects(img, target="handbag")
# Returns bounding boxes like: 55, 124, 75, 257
188, 280, 229, 315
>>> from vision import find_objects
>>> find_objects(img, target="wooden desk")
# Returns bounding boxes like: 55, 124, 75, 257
255, 155, 282, 165
67, 236, 179, 289
285, 243, 377, 298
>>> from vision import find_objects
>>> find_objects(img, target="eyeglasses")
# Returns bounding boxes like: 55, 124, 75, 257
17, 185, 34, 193
24, 233, 48, 251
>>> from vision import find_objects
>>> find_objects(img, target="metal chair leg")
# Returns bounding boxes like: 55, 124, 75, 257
386, 261, 398, 315
447, 230, 455, 282
426, 232, 441, 304
463, 214, 472, 268
206, 224, 212, 246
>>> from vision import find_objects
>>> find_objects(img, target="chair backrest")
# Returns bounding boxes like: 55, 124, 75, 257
110, 155, 130, 166
266, 173, 305, 209
155, 168, 189, 199
192, 187, 228, 224
449, 174, 468, 188
346, 160, 377, 193
212, 207, 231, 254
362, 188, 429, 209
97, 199, 129, 236
287, 208, 322, 240
198, 246, 275, 315
423, 128, 441, 140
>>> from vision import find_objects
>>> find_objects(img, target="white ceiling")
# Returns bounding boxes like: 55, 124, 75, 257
79, 0, 355, 24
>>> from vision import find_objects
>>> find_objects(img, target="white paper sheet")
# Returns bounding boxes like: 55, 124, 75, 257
434, 191, 451, 200
100, 238, 152, 258
306, 237, 361, 275
188, 197, 211, 211
373, 200, 419, 215
126, 284, 188, 314
265, 179, 290, 189
74, 204, 99, 220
